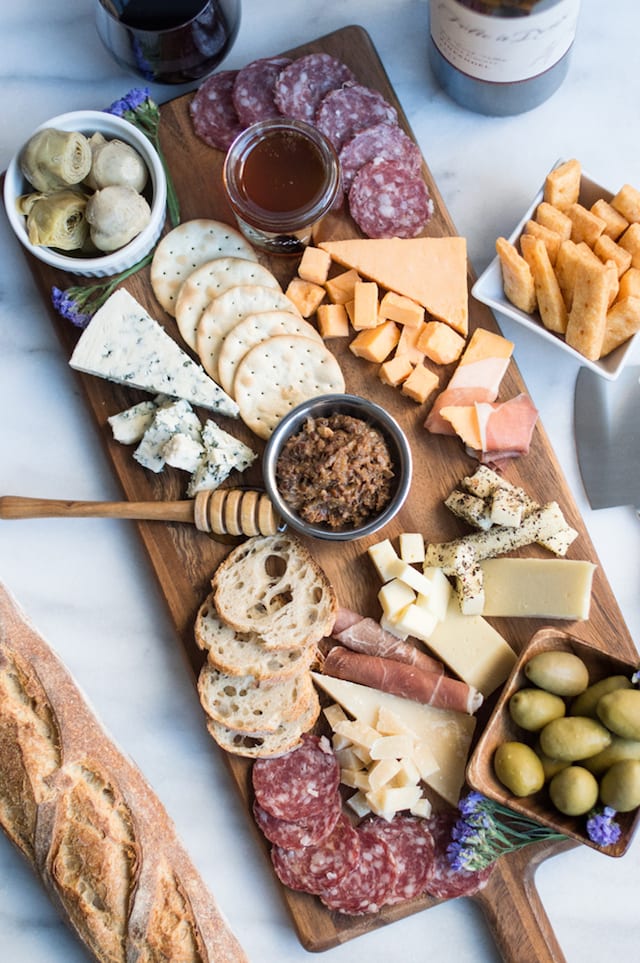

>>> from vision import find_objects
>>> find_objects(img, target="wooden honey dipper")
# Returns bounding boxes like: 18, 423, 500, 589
0, 489, 281, 537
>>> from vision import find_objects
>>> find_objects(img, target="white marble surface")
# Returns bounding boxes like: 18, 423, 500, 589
0, 2, 639, 961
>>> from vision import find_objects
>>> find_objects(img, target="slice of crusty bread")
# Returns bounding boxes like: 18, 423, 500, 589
195, 594, 316, 682
211, 533, 337, 650
197, 662, 314, 734
205, 688, 320, 759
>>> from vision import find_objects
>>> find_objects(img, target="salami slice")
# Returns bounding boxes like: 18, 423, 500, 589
424, 810, 493, 900
361, 815, 436, 905
271, 813, 360, 895
252, 733, 340, 820
232, 56, 292, 125
349, 157, 434, 239
319, 825, 399, 915
315, 83, 398, 151
273, 53, 356, 123
339, 122, 422, 195
190, 69, 245, 151
252, 794, 341, 850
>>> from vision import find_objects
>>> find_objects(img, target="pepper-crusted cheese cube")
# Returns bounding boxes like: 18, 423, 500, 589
490, 486, 525, 527
378, 578, 416, 618
455, 563, 486, 616
352, 280, 379, 330
350, 320, 400, 363
367, 538, 399, 582
378, 354, 414, 387
416, 320, 466, 365
298, 245, 331, 284
316, 302, 349, 338
401, 363, 439, 404
396, 320, 427, 364
285, 276, 325, 317
399, 532, 425, 564
379, 291, 425, 327
325, 268, 360, 304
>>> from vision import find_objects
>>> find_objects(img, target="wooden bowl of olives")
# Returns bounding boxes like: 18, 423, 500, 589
467, 627, 640, 856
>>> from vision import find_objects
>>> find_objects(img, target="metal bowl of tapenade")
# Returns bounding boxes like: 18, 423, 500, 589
263, 393, 412, 541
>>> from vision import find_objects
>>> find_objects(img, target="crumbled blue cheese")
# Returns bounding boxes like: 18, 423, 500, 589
134, 399, 202, 473
69, 288, 239, 417
187, 419, 257, 497
107, 400, 157, 444
162, 434, 205, 472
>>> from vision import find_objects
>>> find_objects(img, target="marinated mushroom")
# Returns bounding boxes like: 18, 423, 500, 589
85, 134, 148, 193
20, 128, 92, 193
85, 185, 151, 251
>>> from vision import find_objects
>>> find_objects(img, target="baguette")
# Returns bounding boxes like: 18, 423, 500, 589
211, 533, 337, 650
0, 582, 248, 963
205, 690, 320, 760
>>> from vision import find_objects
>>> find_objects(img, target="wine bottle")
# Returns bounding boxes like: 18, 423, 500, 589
428, 0, 581, 116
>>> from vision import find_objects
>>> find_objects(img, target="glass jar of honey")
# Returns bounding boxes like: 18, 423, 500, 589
223, 118, 340, 255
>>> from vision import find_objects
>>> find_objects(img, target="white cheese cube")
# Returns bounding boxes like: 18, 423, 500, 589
379, 614, 409, 640
331, 731, 353, 753
399, 532, 425, 564
346, 790, 372, 819
333, 719, 379, 751
378, 579, 416, 619
420, 566, 452, 621
390, 601, 439, 643
538, 525, 579, 557
107, 400, 157, 444
334, 746, 364, 772
370, 734, 415, 760
375, 706, 414, 737
340, 768, 371, 791
393, 757, 421, 788
368, 758, 402, 793
412, 741, 440, 781
366, 784, 423, 819
351, 743, 372, 766
367, 538, 400, 582
410, 796, 433, 819
388, 558, 434, 596
324, 703, 349, 729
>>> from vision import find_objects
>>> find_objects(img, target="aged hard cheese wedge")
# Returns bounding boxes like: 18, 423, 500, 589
312, 672, 475, 806
319, 236, 469, 336
70, 289, 239, 417
479, 557, 596, 620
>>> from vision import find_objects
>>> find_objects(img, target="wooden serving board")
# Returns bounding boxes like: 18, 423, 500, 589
12, 24, 637, 963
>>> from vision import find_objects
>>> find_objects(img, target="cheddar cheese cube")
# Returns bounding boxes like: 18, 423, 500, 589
401, 363, 439, 404
396, 320, 427, 364
285, 276, 325, 317
297, 245, 331, 284
349, 320, 399, 363
325, 268, 360, 304
379, 291, 425, 327
378, 353, 414, 387
316, 302, 349, 338
416, 320, 466, 365
352, 280, 379, 330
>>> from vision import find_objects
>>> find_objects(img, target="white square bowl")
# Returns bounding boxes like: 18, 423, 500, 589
471, 166, 638, 380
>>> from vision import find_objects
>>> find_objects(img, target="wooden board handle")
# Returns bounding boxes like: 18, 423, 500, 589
0, 495, 196, 524
472, 843, 574, 963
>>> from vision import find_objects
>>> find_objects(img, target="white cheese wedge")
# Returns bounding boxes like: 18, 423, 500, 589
312, 673, 475, 806
480, 557, 596, 620
426, 597, 517, 697
70, 289, 239, 417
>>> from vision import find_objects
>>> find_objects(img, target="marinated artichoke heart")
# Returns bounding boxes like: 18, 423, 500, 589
85, 185, 151, 252
20, 128, 92, 193
85, 134, 148, 193
23, 189, 89, 250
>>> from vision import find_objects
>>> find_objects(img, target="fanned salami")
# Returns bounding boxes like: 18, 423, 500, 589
424, 810, 493, 900
349, 158, 434, 239
190, 69, 245, 151
232, 56, 293, 125
315, 83, 398, 151
361, 815, 436, 905
338, 122, 422, 195
271, 813, 361, 895
252, 794, 341, 850
273, 53, 356, 123
252, 733, 340, 820
319, 826, 399, 915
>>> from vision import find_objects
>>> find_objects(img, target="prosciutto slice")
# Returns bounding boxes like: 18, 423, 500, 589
332, 608, 444, 676
474, 393, 539, 462
323, 646, 482, 715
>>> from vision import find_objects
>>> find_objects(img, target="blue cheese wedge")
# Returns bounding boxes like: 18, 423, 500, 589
69, 289, 239, 417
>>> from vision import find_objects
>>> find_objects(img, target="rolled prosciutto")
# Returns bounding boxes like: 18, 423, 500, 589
323, 645, 483, 715
332, 608, 444, 676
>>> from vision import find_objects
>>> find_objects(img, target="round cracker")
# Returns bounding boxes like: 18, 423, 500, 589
234, 334, 345, 439
174, 257, 281, 351
218, 309, 323, 396
196, 284, 300, 384
150, 219, 257, 316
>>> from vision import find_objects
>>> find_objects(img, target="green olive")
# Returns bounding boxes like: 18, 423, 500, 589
494, 741, 545, 797
570, 675, 633, 718
509, 688, 566, 731
549, 766, 599, 816
539, 716, 612, 762
582, 736, 640, 775
596, 689, 640, 741
599, 759, 640, 812
524, 650, 589, 697
534, 741, 570, 781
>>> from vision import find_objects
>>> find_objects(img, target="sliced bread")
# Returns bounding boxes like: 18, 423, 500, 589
195, 594, 316, 682
197, 662, 315, 734
211, 533, 337, 650
205, 689, 320, 759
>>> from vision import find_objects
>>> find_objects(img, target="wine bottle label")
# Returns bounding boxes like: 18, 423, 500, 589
430, 0, 580, 84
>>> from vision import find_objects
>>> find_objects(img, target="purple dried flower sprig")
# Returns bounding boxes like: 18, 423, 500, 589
51, 251, 154, 328
586, 806, 622, 847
